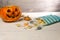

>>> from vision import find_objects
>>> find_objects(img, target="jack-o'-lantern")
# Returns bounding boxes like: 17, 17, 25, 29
0, 6, 22, 22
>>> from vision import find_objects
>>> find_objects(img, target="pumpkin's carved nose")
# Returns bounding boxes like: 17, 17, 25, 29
12, 12, 15, 14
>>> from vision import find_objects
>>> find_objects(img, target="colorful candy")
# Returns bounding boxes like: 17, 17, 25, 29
16, 23, 21, 27
36, 26, 42, 30
39, 15, 60, 26
15, 15, 60, 30
33, 23, 39, 27
26, 26, 32, 29
24, 16, 31, 21
24, 22, 29, 26
36, 18, 45, 25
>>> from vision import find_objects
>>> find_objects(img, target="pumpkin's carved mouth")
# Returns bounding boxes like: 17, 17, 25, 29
6, 12, 19, 18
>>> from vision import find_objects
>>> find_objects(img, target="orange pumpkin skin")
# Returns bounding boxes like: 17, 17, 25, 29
0, 8, 1, 17
1, 6, 22, 22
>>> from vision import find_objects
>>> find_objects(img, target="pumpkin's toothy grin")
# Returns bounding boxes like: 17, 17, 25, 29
6, 13, 20, 18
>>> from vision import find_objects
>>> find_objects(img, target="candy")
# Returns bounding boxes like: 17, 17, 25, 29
24, 16, 31, 21
33, 23, 39, 27
47, 15, 56, 23
16, 15, 60, 30
35, 18, 40, 20
16, 24, 21, 27
50, 15, 57, 22
36, 26, 42, 30
30, 20, 35, 24
41, 16, 51, 25
24, 22, 29, 26
53, 15, 60, 22
26, 26, 32, 29
46, 16, 54, 24
36, 18, 45, 25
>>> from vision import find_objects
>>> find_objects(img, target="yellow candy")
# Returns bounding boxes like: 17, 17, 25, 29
24, 22, 29, 26
26, 26, 32, 29
33, 23, 39, 27
16, 24, 21, 27
24, 22, 32, 29
36, 19, 45, 25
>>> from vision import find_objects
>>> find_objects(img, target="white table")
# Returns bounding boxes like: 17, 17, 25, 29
0, 12, 60, 40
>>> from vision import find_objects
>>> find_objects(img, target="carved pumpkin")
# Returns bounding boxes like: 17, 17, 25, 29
0, 6, 22, 22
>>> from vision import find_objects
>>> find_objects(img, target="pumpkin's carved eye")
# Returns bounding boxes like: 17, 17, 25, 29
7, 9, 11, 12
15, 8, 18, 11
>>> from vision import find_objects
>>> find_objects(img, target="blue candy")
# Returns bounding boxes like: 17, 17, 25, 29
39, 15, 60, 26
48, 15, 57, 23
41, 16, 51, 25
53, 15, 60, 22
46, 16, 54, 24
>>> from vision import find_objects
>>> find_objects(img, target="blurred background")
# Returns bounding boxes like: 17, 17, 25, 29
0, 0, 60, 12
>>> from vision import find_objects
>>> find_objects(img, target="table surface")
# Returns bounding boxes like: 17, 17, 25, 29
0, 12, 60, 40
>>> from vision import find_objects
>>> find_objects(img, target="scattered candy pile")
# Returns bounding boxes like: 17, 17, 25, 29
38, 15, 60, 26
16, 15, 60, 30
